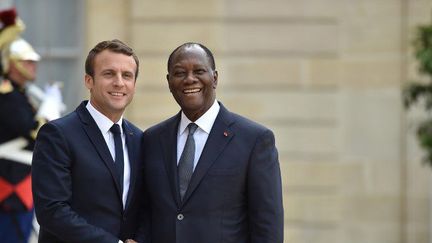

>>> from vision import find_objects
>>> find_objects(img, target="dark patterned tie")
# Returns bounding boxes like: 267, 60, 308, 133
110, 124, 124, 192
178, 123, 198, 200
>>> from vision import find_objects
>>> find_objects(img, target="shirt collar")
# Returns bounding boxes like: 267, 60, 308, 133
86, 101, 123, 134
179, 100, 220, 136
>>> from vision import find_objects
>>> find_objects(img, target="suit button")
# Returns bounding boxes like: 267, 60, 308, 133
177, 214, 184, 220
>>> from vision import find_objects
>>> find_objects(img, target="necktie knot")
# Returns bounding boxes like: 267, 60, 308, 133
187, 123, 198, 135
110, 124, 121, 135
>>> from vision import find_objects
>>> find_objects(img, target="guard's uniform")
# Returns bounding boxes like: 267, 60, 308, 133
0, 78, 39, 242
0, 7, 51, 242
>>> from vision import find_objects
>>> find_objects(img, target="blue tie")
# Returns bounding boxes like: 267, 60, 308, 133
110, 124, 124, 191
178, 123, 198, 200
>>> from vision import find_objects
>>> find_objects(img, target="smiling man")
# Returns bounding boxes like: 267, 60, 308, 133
32, 40, 145, 243
140, 42, 284, 243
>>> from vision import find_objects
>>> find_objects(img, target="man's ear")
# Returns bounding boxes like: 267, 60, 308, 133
166, 74, 173, 92
213, 70, 218, 89
84, 74, 93, 90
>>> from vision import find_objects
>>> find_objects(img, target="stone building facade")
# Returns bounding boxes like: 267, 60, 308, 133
83, 1, 432, 242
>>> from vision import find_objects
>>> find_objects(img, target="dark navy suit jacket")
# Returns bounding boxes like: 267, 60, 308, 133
141, 103, 283, 243
32, 101, 144, 243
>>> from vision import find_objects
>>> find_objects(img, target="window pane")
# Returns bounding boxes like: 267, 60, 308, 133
16, 0, 81, 48
14, 0, 83, 113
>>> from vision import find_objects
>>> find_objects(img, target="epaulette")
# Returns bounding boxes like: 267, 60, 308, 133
30, 117, 47, 140
0, 79, 13, 94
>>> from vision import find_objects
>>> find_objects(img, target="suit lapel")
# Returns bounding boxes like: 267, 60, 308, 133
181, 104, 235, 204
159, 114, 182, 207
76, 101, 123, 201
123, 120, 138, 210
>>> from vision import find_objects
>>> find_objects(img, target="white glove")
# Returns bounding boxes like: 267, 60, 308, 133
36, 82, 66, 121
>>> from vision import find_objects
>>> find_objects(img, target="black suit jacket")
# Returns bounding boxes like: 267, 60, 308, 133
32, 101, 144, 243
141, 103, 283, 243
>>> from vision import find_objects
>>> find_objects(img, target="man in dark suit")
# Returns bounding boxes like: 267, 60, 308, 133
140, 42, 284, 243
32, 39, 145, 243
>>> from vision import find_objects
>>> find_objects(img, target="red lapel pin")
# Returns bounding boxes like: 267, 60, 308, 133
223, 131, 228, 137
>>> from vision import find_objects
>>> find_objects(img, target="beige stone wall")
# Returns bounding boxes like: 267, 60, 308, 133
84, 0, 432, 242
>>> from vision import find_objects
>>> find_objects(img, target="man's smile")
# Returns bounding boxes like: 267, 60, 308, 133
108, 91, 126, 97
183, 88, 201, 94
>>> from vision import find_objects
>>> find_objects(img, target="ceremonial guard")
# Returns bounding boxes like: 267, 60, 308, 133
0, 8, 63, 242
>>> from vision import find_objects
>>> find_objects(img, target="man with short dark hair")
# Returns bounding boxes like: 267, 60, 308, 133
141, 42, 284, 243
32, 39, 145, 243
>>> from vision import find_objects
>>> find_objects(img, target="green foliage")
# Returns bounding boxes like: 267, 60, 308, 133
414, 25, 432, 76
404, 18, 432, 166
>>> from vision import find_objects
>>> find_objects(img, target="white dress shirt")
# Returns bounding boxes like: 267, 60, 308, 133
177, 100, 220, 170
86, 102, 130, 208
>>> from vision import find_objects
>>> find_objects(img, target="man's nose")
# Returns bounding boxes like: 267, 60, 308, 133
184, 72, 197, 83
113, 74, 125, 86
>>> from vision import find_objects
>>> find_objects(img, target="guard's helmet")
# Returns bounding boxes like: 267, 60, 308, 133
0, 7, 39, 76
1, 37, 40, 76
7, 37, 40, 61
